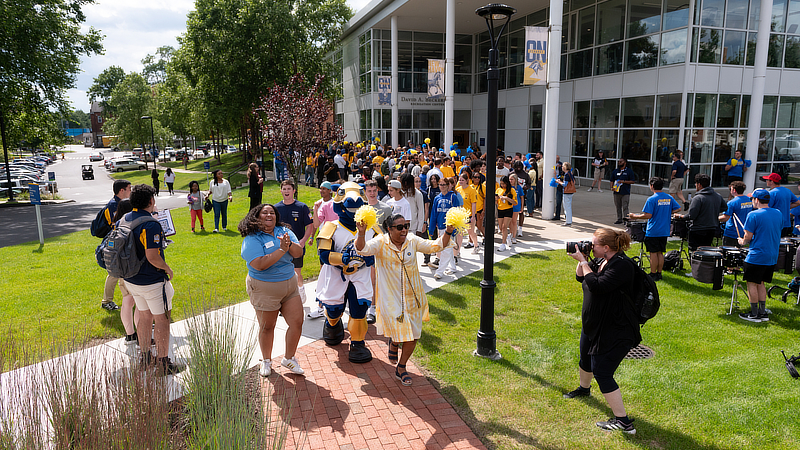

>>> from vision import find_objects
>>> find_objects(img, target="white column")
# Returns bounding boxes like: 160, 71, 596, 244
678, 0, 696, 163
541, 0, 563, 220
743, 0, 773, 190
444, 0, 455, 151
392, 16, 399, 149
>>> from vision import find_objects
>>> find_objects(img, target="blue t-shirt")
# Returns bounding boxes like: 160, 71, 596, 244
611, 167, 637, 195
723, 195, 753, 239
744, 208, 782, 266
726, 158, 751, 178
419, 173, 428, 192
124, 209, 167, 286
274, 200, 312, 243
768, 186, 797, 229
792, 205, 800, 235
240, 227, 299, 282
671, 160, 687, 179
642, 192, 680, 237
513, 185, 524, 212
429, 190, 463, 235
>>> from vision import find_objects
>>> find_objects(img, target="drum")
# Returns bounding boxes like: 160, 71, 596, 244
696, 246, 723, 254
691, 250, 724, 290
626, 220, 646, 242
777, 239, 799, 274
720, 246, 746, 269
671, 217, 690, 240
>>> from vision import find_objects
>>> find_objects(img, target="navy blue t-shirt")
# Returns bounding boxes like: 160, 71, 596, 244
274, 200, 312, 243
611, 167, 637, 196
642, 192, 680, 237
124, 209, 167, 286
672, 160, 687, 179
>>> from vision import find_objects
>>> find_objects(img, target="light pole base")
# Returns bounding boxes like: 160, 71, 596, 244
472, 349, 502, 360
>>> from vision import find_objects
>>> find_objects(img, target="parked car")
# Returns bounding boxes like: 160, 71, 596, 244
175, 149, 188, 159
109, 159, 147, 172
89, 152, 104, 161
193, 150, 207, 159
226, 145, 238, 153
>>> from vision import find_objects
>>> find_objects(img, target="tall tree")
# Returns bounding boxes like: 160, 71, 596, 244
87, 65, 126, 117
142, 46, 175, 86
67, 109, 91, 129
104, 73, 157, 164
0, 0, 103, 199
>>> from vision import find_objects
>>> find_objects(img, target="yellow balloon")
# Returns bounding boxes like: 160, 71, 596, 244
731, 158, 738, 166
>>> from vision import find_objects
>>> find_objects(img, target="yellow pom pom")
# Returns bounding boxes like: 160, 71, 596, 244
731, 158, 738, 166
355, 205, 378, 230
425, 138, 431, 144
445, 207, 471, 234
343, 141, 348, 145
370, 144, 377, 151
453, 142, 458, 145
375, 137, 380, 143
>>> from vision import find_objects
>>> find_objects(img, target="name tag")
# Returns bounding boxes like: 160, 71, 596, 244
265, 241, 275, 249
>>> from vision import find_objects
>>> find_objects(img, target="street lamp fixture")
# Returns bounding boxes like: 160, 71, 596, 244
474, 3, 515, 361
141, 115, 154, 170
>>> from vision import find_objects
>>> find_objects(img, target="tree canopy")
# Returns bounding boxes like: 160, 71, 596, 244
103, 73, 155, 152
88, 65, 126, 117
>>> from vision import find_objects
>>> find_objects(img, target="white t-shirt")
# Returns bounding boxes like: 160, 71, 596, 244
385, 196, 412, 222
209, 179, 231, 202
495, 167, 510, 185
164, 172, 176, 183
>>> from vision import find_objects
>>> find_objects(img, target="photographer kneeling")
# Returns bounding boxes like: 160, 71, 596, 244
565, 228, 641, 435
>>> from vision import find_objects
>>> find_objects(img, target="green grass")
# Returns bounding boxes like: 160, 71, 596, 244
0, 182, 321, 359
110, 169, 247, 192
159, 151, 269, 173
413, 245, 800, 449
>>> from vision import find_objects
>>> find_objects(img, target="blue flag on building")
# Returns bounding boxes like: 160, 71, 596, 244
377, 76, 392, 105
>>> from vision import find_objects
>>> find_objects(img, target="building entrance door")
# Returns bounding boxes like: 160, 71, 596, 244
453, 130, 469, 149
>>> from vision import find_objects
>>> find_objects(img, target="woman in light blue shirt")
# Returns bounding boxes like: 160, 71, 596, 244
239, 204, 306, 377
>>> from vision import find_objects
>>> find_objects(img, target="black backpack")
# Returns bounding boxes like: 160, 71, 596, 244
627, 259, 661, 326
663, 250, 683, 271
90, 206, 113, 238
96, 215, 159, 279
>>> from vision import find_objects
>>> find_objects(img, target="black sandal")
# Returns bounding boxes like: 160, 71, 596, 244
395, 363, 412, 386
388, 339, 399, 364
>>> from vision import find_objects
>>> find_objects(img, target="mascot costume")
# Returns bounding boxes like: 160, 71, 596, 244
315, 182, 381, 363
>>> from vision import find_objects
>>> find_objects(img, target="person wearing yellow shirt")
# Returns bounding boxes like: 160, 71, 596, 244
471, 172, 486, 241
456, 173, 479, 254
305, 151, 315, 186
496, 175, 518, 252
441, 161, 455, 179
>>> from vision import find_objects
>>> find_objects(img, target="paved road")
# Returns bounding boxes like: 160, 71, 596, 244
1, 145, 191, 248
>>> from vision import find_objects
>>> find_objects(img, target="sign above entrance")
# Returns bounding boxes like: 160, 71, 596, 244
392, 95, 446, 109
524, 26, 548, 86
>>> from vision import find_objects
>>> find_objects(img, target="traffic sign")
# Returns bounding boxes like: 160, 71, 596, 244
28, 184, 41, 205
204, 161, 210, 171
48, 172, 55, 181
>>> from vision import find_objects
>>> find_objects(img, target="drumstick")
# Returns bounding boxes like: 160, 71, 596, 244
732, 214, 745, 238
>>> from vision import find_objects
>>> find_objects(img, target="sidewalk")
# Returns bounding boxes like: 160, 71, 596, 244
0, 187, 651, 449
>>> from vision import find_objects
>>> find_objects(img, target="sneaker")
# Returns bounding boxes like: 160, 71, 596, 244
596, 418, 636, 434
139, 351, 154, 368
281, 357, 305, 375
563, 387, 590, 398
684, 202, 690, 210
598, 189, 603, 193
428, 259, 440, 269
124, 332, 138, 346
613, 219, 623, 225
213, 229, 218, 233
587, 187, 593, 192
463, 242, 474, 249
156, 356, 185, 377
471, 247, 480, 255
511, 238, 517, 244
739, 312, 762, 323
307, 305, 325, 319
444, 269, 455, 276
758, 312, 770, 322
562, 223, 572, 227
259, 359, 271, 377
101, 301, 120, 311
497, 244, 507, 252
454, 256, 459, 264
433, 273, 443, 280
223, 228, 227, 232
517, 229, 523, 237
366, 305, 376, 324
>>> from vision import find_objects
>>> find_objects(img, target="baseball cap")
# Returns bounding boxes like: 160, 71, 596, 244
389, 179, 402, 189
762, 173, 782, 183
751, 188, 770, 202
320, 181, 333, 190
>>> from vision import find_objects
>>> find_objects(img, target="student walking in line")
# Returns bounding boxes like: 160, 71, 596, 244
151, 169, 160, 196
208, 169, 232, 233
557, 162, 576, 227
428, 177, 462, 278
509, 173, 523, 240
187, 180, 206, 232
496, 175, 517, 251
164, 168, 176, 195
247, 163, 263, 210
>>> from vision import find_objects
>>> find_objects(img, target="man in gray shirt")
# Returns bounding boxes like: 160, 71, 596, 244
363, 179, 393, 324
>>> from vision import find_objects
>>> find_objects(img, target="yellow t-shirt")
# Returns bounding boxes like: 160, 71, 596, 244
496, 187, 516, 210
456, 184, 477, 212
472, 181, 486, 211
441, 166, 455, 179
454, 160, 462, 173
306, 155, 315, 167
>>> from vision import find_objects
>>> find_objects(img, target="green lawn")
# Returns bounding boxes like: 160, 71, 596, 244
110, 168, 247, 192
0, 182, 321, 359
160, 151, 273, 173
415, 245, 800, 449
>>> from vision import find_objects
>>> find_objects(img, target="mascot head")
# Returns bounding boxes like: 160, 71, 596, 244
333, 181, 368, 229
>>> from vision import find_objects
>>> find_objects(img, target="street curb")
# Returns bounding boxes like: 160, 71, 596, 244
0, 199, 75, 208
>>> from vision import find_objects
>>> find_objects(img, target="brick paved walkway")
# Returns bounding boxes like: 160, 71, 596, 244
264, 329, 487, 450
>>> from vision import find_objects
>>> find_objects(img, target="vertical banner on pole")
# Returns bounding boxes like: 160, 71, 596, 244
377, 76, 392, 105
524, 26, 549, 86
427, 59, 445, 99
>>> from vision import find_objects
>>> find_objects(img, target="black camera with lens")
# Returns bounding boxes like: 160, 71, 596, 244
566, 240, 593, 255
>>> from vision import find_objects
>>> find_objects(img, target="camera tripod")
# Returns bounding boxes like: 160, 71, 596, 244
726, 267, 749, 315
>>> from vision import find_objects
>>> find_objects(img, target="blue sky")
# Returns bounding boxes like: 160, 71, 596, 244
67, 0, 370, 111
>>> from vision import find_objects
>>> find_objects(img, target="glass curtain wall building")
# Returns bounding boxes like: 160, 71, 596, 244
334, 0, 800, 190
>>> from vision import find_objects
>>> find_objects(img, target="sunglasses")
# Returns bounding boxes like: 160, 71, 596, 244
391, 223, 410, 230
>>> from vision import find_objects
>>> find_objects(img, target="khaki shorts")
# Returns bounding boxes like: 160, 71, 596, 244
669, 177, 684, 194
246, 275, 300, 312
126, 280, 174, 316
119, 279, 130, 296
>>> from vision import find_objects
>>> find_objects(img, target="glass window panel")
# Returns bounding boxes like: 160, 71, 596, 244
455, 74, 471, 94
717, 94, 740, 127
723, 30, 747, 64
509, 30, 525, 65
595, 43, 624, 74
710, 165, 731, 186
698, 28, 722, 63
574, 0, 595, 10
693, 93, 718, 127
654, 129, 681, 162
726, 0, 750, 28
373, 41, 382, 71
621, 129, 653, 161
778, 97, 800, 128
412, 72, 427, 93
414, 43, 443, 72
456, 34, 472, 44
714, 130, 737, 162
657, 94, 683, 127
759, 130, 774, 161
498, 108, 506, 129
569, 49, 594, 78
374, 110, 382, 130
382, 110, 392, 129
530, 9, 548, 25
499, 67, 508, 90
623, 96, 656, 127
399, 109, 412, 128
627, 161, 649, 184
414, 32, 443, 42
498, 35, 509, 67
571, 157, 590, 177
597, 0, 626, 44
398, 31, 412, 41
592, 98, 621, 128
455, 45, 472, 74
628, 0, 662, 38
788, 0, 800, 33
579, 7, 596, 49
664, 0, 691, 30
773, 0, 788, 31
774, 132, 800, 162
626, 35, 661, 70
479, 31, 490, 43
398, 72, 413, 92
510, 17, 527, 33
746, 31, 757, 65
691, 27, 699, 62
563, 14, 571, 51
572, 130, 589, 156
509, 64, 524, 87
740, 94, 751, 127
661, 28, 688, 65
701, 0, 725, 26
529, 130, 543, 153
652, 163, 674, 180
477, 72, 488, 93
398, 42, 413, 71
530, 105, 544, 128
786, 36, 800, 68
749, 0, 761, 29
768, 34, 785, 67
686, 93, 694, 127
687, 164, 712, 184
561, 53, 568, 81
380, 42, 391, 71
574, 101, 591, 128
478, 41, 491, 73
454, 110, 471, 129
590, 129, 619, 159
689, 129, 715, 163
763, 96, 779, 127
